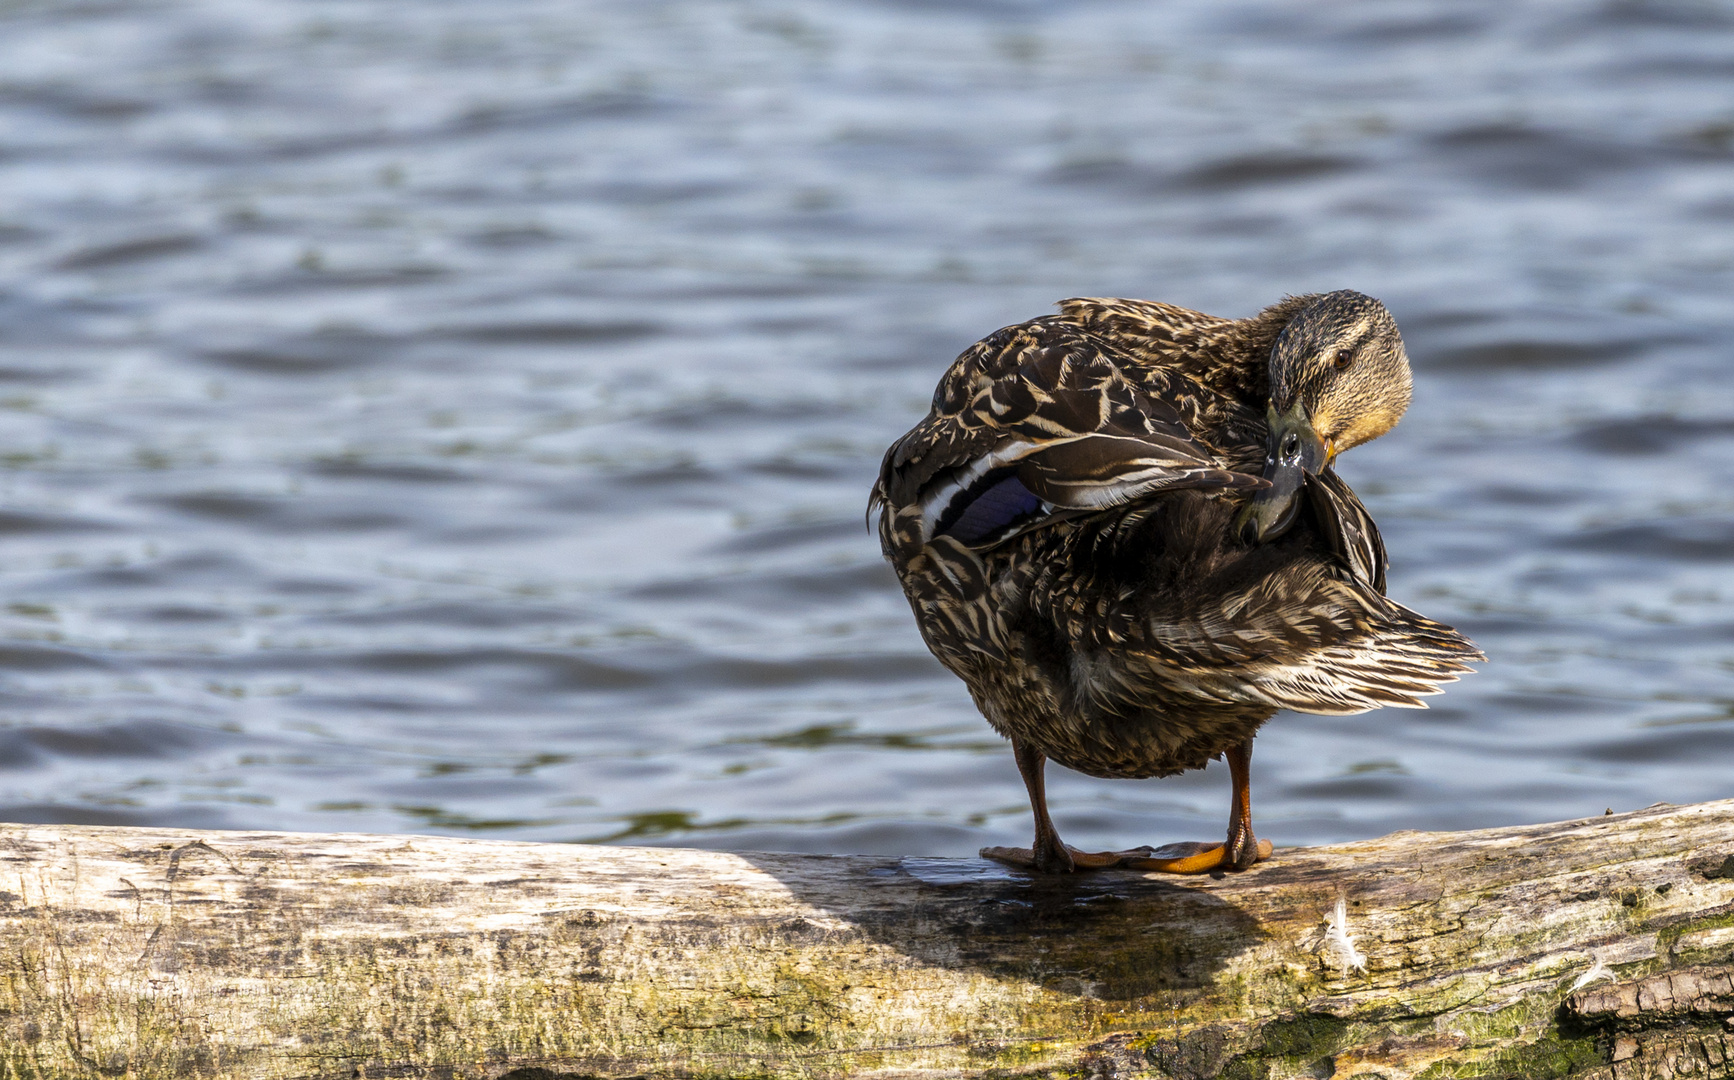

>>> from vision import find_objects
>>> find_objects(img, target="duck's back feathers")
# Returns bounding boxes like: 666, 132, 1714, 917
1057, 294, 1316, 408
873, 317, 1262, 556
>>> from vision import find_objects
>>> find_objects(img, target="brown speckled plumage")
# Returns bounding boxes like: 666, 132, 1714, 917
870, 292, 1481, 873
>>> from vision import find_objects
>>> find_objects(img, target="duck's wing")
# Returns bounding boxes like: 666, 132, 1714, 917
1040, 479, 1475, 717
1103, 474, 1478, 715
872, 318, 1262, 555
1306, 468, 1388, 594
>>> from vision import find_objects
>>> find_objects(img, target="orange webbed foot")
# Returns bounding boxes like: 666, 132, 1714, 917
981, 841, 1270, 874
1121, 838, 1273, 874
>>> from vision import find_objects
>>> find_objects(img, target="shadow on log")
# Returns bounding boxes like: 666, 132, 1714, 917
5, 801, 1734, 1079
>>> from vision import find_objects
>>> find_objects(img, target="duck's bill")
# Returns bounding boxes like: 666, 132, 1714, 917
1241, 402, 1328, 544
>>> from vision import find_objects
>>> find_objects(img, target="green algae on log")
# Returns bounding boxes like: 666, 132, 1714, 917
5, 804, 1734, 1079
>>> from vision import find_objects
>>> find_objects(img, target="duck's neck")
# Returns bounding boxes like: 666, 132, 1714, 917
1191, 294, 1317, 411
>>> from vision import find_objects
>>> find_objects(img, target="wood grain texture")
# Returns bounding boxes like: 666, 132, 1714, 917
4, 802, 1734, 1079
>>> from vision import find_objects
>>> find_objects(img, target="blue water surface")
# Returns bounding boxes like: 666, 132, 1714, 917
0, 0, 1730, 855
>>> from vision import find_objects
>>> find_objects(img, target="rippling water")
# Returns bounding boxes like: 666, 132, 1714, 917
0, 0, 1731, 857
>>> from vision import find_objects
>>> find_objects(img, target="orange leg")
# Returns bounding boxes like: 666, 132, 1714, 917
980, 737, 1082, 873
1222, 737, 1262, 870
981, 736, 1272, 875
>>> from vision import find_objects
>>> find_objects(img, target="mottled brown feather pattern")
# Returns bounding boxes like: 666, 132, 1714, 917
871, 295, 1480, 783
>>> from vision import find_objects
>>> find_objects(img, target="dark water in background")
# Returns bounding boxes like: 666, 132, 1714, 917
0, 0, 1731, 857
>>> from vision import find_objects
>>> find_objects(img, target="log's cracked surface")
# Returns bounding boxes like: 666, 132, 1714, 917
4, 802, 1734, 1079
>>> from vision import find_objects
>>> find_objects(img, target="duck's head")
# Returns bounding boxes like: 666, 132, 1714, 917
1243, 290, 1412, 543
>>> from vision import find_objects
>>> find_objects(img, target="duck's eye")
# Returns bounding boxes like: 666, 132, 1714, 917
1333, 349, 1355, 370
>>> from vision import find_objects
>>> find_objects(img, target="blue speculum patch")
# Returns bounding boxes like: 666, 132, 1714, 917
941, 474, 1046, 545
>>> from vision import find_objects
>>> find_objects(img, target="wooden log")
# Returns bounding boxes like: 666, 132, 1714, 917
4, 802, 1734, 1079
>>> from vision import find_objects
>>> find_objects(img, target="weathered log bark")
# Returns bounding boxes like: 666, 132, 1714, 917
4, 802, 1734, 1079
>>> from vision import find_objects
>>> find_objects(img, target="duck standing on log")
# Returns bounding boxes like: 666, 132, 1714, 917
870, 291, 1482, 874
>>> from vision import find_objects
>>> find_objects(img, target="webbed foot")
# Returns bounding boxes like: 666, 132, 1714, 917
980, 843, 1138, 873
980, 839, 1272, 874
1123, 838, 1273, 873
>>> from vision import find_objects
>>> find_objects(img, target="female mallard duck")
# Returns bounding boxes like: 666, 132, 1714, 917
870, 290, 1481, 874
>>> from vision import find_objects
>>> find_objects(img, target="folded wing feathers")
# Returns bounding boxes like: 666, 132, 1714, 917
1227, 604, 1479, 714
1134, 570, 1482, 716
889, 332, 1261, 547
1307, 470, 1388, 593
